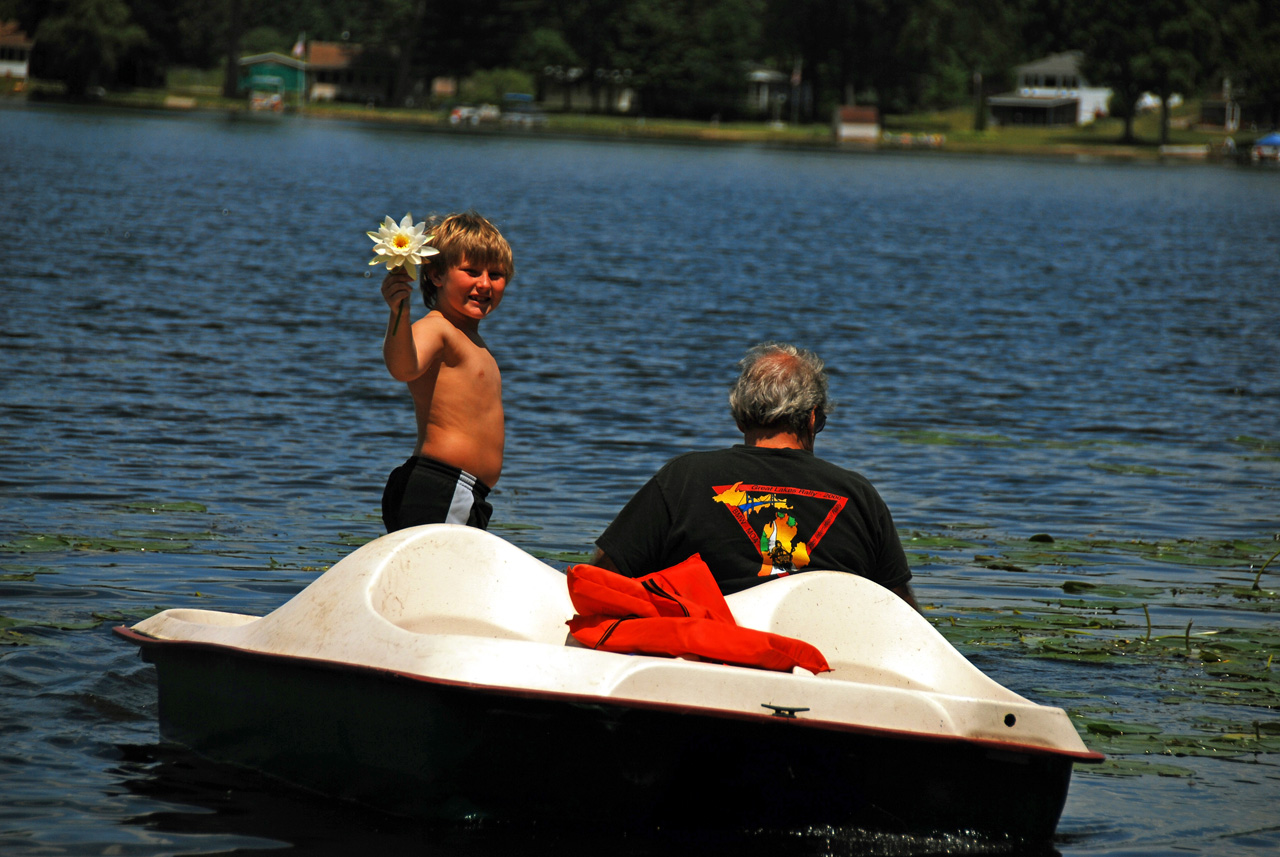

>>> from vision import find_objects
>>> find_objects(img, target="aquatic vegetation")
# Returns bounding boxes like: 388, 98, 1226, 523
908, 532, 1277, 577
120, 501, 208, 514
1, 608, 164, 647
1091, 758, 1195, 777
0, 534, 75, 553
529, 548, 594, 563
0, 532, 196, 553
0, 563, 57, 582
1232, 435, 1280, 461
1078, 716, 1280, 772
333, 532, 375, 547
901, 532, 986, 551
876, 428, 1021, 447
875, 428, 1118, 450
913, 527, 1280, 772
1087, 462, 1179, 477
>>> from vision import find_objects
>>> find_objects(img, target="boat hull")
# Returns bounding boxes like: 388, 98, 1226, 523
135, 635, 1076, 839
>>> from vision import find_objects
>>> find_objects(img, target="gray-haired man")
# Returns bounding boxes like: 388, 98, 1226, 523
592, 342, 918, 610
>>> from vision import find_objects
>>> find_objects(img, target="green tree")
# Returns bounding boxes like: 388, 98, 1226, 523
760, 0, 935, 120
760, 0, 856, 121
30, 0, 147, 96
554, 0, 630, 112
513, 27, 580, 106
620, 0, 762, 119
0, 0, 47, 34
221, 0, 242, 97
1220, 0, 1280, 129
1075, 0, 1221, 144
1074, 0, 1153, 142
460, 67, 534, 102
1020, 0, 1080, 59
241, 26, 289, 56
422, 0, 534, 79
1142, 0, 1218, 144
896, 0, 1028, 125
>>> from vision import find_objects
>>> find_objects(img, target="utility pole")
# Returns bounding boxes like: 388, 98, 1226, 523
222, 0, 242, 99
973, 70, 986, 131
790, 59, 802, 125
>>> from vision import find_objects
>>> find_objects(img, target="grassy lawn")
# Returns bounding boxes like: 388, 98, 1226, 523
885, 104, 1240, 155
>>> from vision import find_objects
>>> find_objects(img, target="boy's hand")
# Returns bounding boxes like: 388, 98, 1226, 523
381, 269, 415, 311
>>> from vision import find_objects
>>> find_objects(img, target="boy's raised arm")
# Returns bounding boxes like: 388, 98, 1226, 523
381, 270, 444, 381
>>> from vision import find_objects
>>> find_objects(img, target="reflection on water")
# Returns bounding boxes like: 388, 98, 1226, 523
114, 744, 1056, 857
1, 103, 1278, 855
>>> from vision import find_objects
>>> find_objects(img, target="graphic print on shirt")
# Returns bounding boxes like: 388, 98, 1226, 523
711, 482, 848, 577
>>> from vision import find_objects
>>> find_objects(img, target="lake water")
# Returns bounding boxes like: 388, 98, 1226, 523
1, 102, 1277, 856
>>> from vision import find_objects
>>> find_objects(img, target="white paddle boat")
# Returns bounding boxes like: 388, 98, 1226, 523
116, 524, 1101, 838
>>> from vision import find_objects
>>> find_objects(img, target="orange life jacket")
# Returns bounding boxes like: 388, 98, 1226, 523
565, 554, 830, 674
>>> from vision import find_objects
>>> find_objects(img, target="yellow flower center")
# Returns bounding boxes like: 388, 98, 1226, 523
393, 234, 411, 249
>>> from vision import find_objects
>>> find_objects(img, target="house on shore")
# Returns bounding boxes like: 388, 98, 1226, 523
237, 43, 398, 106
833, 105, 880, 143
237, 53, 307, 106
745, 66, 788, 119
987, 52, 1111, 127
0, 20, 32, 82
306, 41, 393, 104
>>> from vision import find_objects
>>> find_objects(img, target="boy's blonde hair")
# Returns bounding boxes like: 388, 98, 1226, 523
420, 211, 514, 309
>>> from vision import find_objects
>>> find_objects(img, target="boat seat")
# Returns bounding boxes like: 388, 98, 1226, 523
368, 525, 576, 645
727, 571, 1020, 699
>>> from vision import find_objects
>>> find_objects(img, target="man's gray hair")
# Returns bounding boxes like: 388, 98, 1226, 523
728, 342, 831, 434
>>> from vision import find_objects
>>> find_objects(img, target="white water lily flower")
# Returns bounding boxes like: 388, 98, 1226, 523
367, 213, 438, 279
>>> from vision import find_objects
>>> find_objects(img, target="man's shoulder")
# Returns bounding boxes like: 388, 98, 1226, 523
656, 446, 742, 470
697, 446, 879, 494
654, 446, 850, 483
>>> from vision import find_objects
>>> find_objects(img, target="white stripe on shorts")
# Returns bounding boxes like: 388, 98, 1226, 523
446, 469, 479, 526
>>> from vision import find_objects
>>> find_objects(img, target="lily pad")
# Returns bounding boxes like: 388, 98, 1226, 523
1088, 462, 1172, 477
0, 614, 104, 634
1083, 720, 1163, 736
121, 501, 208, 514
528, 549, 593, 564
1061, 580, 1165, 598
1231, 435, 1278, 452
71, 536, 193, 552
901, 533, 984, 551
876, 429, 1019, 447
0, 534, 74, 553
1088, 759, 1193, 778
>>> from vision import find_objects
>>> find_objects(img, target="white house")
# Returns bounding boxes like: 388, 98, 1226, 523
988, 52, 1111, 127
832, 105, 880, 143
0, 20, 32, 80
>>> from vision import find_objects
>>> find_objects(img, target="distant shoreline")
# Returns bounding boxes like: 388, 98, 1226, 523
4, 90, 1251, 166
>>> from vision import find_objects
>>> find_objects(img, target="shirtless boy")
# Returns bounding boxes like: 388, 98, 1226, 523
379, 211, 514, 532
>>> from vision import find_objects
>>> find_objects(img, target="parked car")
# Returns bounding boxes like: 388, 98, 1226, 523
449, 104, 501, 126
501, 93, 548, 128
449, 105, 479, 126
1251, 131, 1280, 163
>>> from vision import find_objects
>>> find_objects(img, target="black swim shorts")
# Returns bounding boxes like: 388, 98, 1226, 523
381, 455, 493, 533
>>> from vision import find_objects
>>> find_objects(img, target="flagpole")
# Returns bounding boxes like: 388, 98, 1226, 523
293, 32, 306, 111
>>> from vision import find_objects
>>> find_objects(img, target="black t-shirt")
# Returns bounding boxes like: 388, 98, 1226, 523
597, 445, 911, 594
